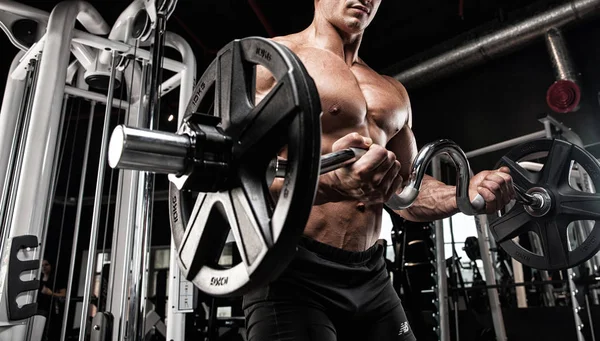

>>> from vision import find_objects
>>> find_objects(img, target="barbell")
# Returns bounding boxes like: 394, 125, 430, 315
107, 36, 600, 297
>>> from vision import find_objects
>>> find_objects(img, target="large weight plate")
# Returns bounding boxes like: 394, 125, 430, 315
489, 138, 600, 270
169, 37, 322, 297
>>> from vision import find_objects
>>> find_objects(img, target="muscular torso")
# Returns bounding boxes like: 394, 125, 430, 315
265, 34, 410, 251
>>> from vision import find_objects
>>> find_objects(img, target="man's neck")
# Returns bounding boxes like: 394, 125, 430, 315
305, 16, 363, 66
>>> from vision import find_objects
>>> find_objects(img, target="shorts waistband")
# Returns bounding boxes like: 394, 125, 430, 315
298, 236, 382, 264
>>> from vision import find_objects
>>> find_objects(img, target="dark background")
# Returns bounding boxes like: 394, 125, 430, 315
1, 1, 600, 333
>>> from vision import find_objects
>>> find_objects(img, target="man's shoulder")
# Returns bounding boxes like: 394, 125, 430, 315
380, 73, 408, 96
356, 58, 407, 91
269, 34, 304, 53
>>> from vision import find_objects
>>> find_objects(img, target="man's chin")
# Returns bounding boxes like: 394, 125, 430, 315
342, 19, 367, 34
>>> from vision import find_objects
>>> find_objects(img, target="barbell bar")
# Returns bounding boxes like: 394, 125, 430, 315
108, 124, 487, 213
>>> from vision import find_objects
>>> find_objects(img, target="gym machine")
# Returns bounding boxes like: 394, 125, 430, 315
0, 1, 195, 340
1, 1, 599, 341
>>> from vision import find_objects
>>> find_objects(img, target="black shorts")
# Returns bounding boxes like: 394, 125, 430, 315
242, 236, 417, 341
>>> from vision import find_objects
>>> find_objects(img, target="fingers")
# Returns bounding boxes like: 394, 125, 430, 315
361, 148, 396, 184
382, 162, 404, 201
331, 132, 373, 151
476, 169, 516, 213
498, 166, 511, 174
329, 133, 405, 204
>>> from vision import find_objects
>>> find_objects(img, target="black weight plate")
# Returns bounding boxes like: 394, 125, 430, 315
489, 138, 600, 270
169, 37, 322, 297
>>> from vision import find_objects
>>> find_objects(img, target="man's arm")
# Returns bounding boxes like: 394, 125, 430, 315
385, 78, 514, 221
385, 112, 461, 222
387, 127, 460, 222
385, 77, 460, 221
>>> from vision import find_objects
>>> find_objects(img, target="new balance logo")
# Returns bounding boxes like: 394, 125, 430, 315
398, 322, 410, 335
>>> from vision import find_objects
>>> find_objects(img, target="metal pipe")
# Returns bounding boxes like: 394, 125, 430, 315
474, 214, 508, 341
36, 92, 71, 341
114, 60, 149, 341
11, 35, 46, 81
66, 61, 80, 86
64, 85, 130, 110
585, 294, 597, 341
511, 256, 528, 308
129, 13, 168, 340
0, 57, 40, 335
164, 30, 197, 341
60, 101, 96, 341
72, 30, 185, 72
78, 53, 118, 341
567, 269, 586, 341
465, 130, 547, 158
0, 51, 27, 243
390, 0, 600, 89
159, 72, 182, 97
0, 54, 34, 325
164, 31, 196, 123
545, 28, 580, 82
70, 42, 96, 71
431, 157, 450, 341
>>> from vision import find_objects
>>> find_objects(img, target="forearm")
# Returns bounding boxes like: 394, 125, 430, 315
269, 174, 345, 206
314, 175, 345, 205
396, 175, 459, 222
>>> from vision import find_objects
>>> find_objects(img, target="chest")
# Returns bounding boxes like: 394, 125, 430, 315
295, 49, 408, 137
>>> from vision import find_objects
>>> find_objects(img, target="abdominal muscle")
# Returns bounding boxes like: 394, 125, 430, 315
302, 129, 386, 252
303, 200, 384, 252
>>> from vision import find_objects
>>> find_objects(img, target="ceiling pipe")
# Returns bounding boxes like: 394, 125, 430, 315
544, 28, 581, 113
389, 0, 600, 89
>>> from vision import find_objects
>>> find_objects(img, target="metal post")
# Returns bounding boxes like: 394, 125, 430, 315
0, 51, 27, 265
511, 255, 528, 308
78, 53, 118, 341
474, 214, 508, 341
60, 100, 96, 341
127, 11, 170, 340
431, 157, 450, 341
104, 58, 143, 341
568, 269, 586, 341
531, 236, 557, 306
110, 59, 148, 341
0, 56, 40, 341
164, 30, 197, 341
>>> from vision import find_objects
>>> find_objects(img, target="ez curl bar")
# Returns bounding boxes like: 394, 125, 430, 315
107, 36, 600, 297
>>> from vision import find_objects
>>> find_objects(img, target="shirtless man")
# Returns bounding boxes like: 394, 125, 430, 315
242, 0, 515, 340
